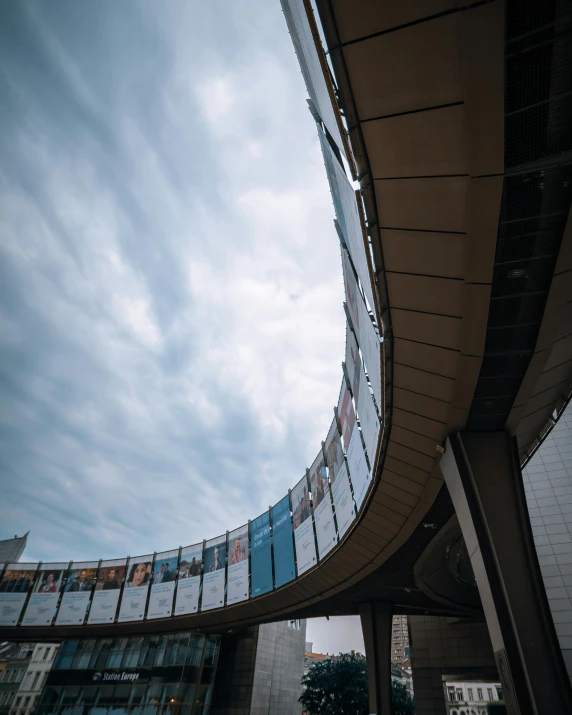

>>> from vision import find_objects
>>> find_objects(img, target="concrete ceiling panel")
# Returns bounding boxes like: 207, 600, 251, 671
387, 273, 464, 317
362, 104, 467, 178
392, 308, 463, 350
375, 177, 468, 232
394, 337, 459, 378
343, 14, 463, 119
394, 363, 456, 403
381, 229, 466, 279
393, 386, 451, 423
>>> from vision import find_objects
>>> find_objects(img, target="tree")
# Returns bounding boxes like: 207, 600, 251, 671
300, 652, 369, 715
299, 652, 415, 715
391, 680, 415, 715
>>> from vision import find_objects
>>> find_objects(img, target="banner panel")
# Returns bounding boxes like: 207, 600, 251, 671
0, 563, 38, 626
22, 563, 68, 627
281, 0, 347, 160
201, 535, 226, 611
356, 287, 382, 410
325, 422, 355, 538
319, 130, 376, 314
337, 381, 356, 452
56, 561, 98, 626
342, 249, 361, 341
272, 495, 296, 588
345, 327, 361, 399
250, 512, 273, 597
227, 525, 249, 606
175, 544, 203, 616
346, 426, 371, 510
292, 475, 317, 575
118, 555, 153, 623
309, 453, 337, 559
88, 559, 127, 624
357, 368, 381, 468
147, 549, 178, 620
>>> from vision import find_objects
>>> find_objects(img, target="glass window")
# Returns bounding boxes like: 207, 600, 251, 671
94, 640, 113, 669
186, 636, 205, 667
477, 688, 483, 700
73, 640, 96, 670
468, 688, 473, 701
177, 684, 195, 708
487, 688, 493, 701
128, 684, 148, 709
15, 696, 22, 707
78, 687, 98, 707
448, 688, 456, 701
193, 685, 212, 715
95, 686, 115, 709
497, 687, 503, 700
44, 647, 51, 660
456, 689, 463, 701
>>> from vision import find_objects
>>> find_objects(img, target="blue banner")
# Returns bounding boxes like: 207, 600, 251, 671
250, 512, 273, 597
272, 496, 296, 588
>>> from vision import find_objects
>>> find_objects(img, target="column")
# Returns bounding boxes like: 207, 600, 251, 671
441, 431, 572, 714
359, 601, 392, 715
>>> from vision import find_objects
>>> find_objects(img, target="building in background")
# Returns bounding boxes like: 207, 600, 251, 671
211, 618, 306, 715
445, 680, 503, 715
0, 535, 28, 565
13, 644, 59, 715
391, 614, 410, 665
0, 643, 34, 714
37, 632, 219, 714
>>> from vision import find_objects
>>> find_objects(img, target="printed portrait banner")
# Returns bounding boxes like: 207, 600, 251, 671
319, 130, 377, 316
309, 453, 337, 560
0, 563, 38, 626
356, 287, 382, 410
357, 368, 381, 468
272, 495, 296, 588
346, 426, 371, 510
345, 326, 361, 400
88, 559, 127, 625
291, 475, 312, 530
292, 475, 317, 576
342, 249, 361, 341
56, 561, 98, 626
250, 512, 273, 597
22, 562, 68, 627
281, 0, 347, 161
324, 416, 345, 480
227, 525, 249, 606
337, 381, 356, 452
147, 549, 179, 621
331, 461, 355, 538
202, 535, 226, 611
175, 544, 203, 616
118, 555, 153, 623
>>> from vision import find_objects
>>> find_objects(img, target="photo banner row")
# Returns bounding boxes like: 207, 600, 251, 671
319, 129, 377, 318
280, 0, 348, 163
341, 245, 382, 410
250, 512, 273, 597
324, 419, 355, 538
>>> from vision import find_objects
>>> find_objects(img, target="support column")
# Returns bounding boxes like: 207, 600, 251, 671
441, 431, 572, 714
359, 601, 392, 715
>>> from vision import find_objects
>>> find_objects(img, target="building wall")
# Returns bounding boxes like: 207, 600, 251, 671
409, 616, 497, 715
444, 680, 502, 715
391, 614, 409, 664
13, 643, 59, 715
523, 401, 572, 681
0, 645, 34, 715
210, 627, 259, 715
250, 619, 306, 715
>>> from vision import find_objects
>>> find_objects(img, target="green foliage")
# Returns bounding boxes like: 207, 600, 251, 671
300, 652, 369, 715
391, 679, 415, 715
299, 652, 415, 715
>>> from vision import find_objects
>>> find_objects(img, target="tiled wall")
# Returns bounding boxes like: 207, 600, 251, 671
523, 402, 572, 681
409, 616, 496, 715
250, 620, 306, 715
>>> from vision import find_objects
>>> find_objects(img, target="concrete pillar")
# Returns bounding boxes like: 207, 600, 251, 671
359, 601, 392, 715
441, 431, 572, 714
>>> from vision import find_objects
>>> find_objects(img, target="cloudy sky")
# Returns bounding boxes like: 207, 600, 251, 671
0, 0, 362, 650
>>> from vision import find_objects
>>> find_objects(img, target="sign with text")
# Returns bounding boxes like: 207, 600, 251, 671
227, 525, 249, 606
272, 495, 296, 588
147, 549, 178, 620
250, 512, 273, 597
88, 559, 126, 625
175, 543, 203, 616
292, 475, 317, 576
56, 561, 98, 626
118, 555, 153, 623
201, 535, 226, 611
22, 563, 68, 627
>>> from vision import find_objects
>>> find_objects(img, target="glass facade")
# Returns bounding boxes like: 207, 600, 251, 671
36, 633, 220, 715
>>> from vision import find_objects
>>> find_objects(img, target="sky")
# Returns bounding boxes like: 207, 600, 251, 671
0, 0, 356, 651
